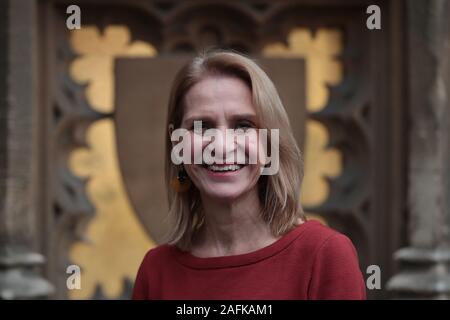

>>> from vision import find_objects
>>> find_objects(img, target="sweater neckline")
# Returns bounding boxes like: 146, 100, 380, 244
170, 220, 319, 269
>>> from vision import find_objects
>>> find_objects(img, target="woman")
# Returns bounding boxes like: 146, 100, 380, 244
132, 50, 366, 300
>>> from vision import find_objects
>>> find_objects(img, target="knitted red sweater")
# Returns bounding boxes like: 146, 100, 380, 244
132, 220, 367, 300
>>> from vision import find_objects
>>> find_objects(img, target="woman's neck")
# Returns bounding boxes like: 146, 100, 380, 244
191, 188, 279, 257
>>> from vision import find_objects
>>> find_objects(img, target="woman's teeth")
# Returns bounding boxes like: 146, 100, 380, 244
206, 164, 243, 172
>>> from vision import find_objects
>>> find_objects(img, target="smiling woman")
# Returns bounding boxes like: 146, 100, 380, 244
132, 50, 366, 300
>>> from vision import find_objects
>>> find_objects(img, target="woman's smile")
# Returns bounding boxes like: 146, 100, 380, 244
201, 163, 246, 177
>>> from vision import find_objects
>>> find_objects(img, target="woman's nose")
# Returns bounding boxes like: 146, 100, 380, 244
204, 127, 236, 163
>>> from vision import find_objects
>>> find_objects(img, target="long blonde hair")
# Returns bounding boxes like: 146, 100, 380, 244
164, 50, 304, 251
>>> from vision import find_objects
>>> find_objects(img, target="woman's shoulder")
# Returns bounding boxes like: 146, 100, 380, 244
140, 244, 174, 267
299, 221, 366, 299
294, 220, 358, 257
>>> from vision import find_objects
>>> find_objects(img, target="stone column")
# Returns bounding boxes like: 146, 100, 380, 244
387, 0, 450, 298
0, 0, 54, 299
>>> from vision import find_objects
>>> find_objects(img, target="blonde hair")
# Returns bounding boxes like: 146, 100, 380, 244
164, 50, 304, 251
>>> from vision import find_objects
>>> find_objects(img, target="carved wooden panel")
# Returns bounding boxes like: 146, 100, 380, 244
37, 0, 406, 299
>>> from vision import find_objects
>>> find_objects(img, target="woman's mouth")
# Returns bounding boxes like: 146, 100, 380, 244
202, 163, 245, 174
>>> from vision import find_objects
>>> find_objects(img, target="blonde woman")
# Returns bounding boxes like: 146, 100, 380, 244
132, 50, 366, 300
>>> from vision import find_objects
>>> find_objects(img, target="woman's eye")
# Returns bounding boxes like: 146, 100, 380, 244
201, 122, 213, 131
189, 121, 212, 132
235, 121, 254, 131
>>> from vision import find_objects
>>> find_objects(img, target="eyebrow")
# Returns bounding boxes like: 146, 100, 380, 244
182, 113, 258, 125
230, 113, 258, 122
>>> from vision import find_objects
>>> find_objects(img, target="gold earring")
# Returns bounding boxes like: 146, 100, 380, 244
170, 167, 191, 193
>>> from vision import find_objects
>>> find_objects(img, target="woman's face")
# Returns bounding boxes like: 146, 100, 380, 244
178, 75, 263, 202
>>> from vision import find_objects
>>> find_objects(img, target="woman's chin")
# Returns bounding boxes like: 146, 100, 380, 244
200, 185, 249, 202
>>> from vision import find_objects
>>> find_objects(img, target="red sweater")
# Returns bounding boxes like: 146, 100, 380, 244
132, 220, 367, 300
